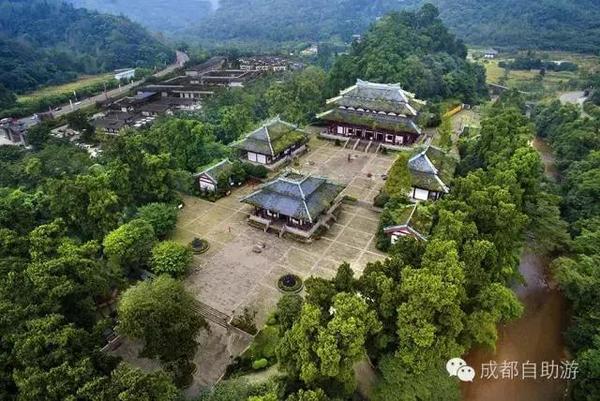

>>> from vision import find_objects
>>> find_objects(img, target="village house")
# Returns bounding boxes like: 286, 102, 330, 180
484, 49, 499, 59
317, 80, 425, 148
241, 171, 344, 239
185, 56, 227, 77
383, 203, 433, 245
193, 159, 238, 193
408, 145, 457, 201
0, 118, 27, 145
238, 56, 289, 72
232, 117, 308, 169
114, 68, 136, 81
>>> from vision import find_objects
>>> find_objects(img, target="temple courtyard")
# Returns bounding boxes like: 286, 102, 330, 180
172, 137, 395, 322
163, 137, 396, 391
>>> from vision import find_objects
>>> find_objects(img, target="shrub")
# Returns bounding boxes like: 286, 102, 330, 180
231, 308, 258, 335
151, 241, 193, 277
373, 191, 390, 208
242, 162, 268, 179
251, 358, 268, 370
137, 203, 178, 238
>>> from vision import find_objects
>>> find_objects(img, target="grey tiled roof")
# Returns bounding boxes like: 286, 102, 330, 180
233, 117, 307, 156
194, 159, 233, 183
317, 108, 421, 135
241, 171, 343, 222
326, 79, 425, 116
408, 146, 457, 192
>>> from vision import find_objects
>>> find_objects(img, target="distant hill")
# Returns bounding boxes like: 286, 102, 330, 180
187, 0, 600, 53
0, 0, 174, 94
426, 0, 600, 53
66, 0, 214, 34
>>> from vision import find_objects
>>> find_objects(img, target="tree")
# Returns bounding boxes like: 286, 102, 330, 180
24, 124, 51, 151
137, 203, 178, 239
118, 276, 206, 364
12, 315, 101, 401
277, 293, 381, 396
333, 262, 354, 292
438, 116, 453, 150
373, 355, 459, 401
383, 154, 410, 200
81, 363, 179, 401
286, 389, 330, 401
102, 219, 155, 272
66, 111, 95, 142
276, 294, 304, 332
150, 241, 193, 277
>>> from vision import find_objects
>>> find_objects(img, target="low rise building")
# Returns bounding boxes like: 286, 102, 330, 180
0, 118, 27, 145
114, 68, 136, 81
383, 203, 433, 244
242, 171, 344, 239
408, 145, 457, 201
232, 117, 308, 169
194, 159, 235, 193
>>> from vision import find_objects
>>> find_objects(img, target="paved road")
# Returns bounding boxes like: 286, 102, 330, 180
18, 50, 189, 126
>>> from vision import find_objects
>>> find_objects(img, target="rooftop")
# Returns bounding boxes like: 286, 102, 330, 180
384, 202, 434, 240
408, 145, 457, 192
317, 108, 421, 135
241, 171, 343, 223
194, 159, 234, 183
326, 79, 425, 116
232, 117, 308, 157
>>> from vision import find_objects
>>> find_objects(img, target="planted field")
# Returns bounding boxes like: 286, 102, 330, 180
17, 73, 114, 103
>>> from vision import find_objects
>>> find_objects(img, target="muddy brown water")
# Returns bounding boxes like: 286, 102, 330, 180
461, 137, 569, 401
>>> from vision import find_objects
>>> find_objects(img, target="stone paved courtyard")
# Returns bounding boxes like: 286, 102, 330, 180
169, 137, 397, 391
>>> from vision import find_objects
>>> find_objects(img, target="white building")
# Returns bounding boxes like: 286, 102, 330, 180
114, 68, 136, 81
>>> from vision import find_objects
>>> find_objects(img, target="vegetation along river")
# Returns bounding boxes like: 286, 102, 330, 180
461, 138, 570, 401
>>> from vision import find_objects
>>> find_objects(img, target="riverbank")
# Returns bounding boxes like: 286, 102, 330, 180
461, 133, 570, 401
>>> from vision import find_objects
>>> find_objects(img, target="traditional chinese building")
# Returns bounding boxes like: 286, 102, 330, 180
383, 203, 433, 245
408, 145, 457, 201
317, 80, 425, 147
241, 171, 344, 239
232, 117, 308, 168
194, 159, 235, 193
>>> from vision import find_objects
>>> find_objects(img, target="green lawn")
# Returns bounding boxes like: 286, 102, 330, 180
18, 73, 114, 103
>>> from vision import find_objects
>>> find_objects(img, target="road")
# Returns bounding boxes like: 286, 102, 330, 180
18, 50, 189, 126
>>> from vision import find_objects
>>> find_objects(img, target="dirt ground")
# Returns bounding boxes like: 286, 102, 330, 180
121, 137, 398, 395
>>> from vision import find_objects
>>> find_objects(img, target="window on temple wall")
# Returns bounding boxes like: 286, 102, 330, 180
337, 126, 344, 134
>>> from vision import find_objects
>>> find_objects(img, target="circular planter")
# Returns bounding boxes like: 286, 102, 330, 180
190, 238, 210, 254
277, 274, 304, 294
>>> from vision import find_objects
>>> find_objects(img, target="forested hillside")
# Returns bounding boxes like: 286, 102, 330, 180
191, 0, 403, 44
425, 0, 600, 53
187, 0, 600, 53
0, 0, 174, 94
67, 0, 213, 34
326, 5, 487, 104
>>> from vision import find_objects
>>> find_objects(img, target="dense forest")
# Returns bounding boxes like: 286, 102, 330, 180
67, 0, 214, 34
532, 99, 600, 400
190, 0, 404, 45
326, 5, 487, 104
0, 0, 174, 95
177, 0, 600, 53
423, 0, 600, 53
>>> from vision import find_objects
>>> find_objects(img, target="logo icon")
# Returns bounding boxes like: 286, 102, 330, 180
446, 358, 475, 382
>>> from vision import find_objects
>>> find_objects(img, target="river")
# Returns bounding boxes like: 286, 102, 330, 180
461, 138, 570, 401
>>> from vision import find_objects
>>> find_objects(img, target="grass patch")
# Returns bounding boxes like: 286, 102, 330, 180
18, 73, 114, 103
